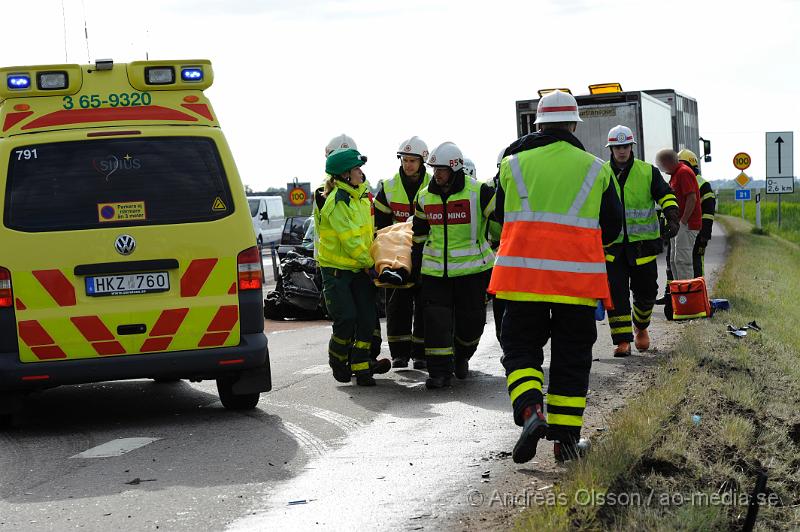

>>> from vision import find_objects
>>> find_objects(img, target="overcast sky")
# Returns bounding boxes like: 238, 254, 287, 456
2, 0, 798, 189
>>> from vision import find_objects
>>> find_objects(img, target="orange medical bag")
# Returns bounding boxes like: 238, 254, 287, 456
669, 277, 713, 320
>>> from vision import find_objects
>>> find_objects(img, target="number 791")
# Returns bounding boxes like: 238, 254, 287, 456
15, 149, 38, 160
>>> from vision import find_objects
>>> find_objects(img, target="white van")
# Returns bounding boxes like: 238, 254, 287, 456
248, 196, 285, 246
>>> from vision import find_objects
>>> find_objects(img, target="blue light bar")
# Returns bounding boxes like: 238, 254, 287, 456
181, 68, 203, 82
7, 74, 31, 90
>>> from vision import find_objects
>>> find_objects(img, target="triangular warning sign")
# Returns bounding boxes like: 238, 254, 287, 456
212, 197, 227, 211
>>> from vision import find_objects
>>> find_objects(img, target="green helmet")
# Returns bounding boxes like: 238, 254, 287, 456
326, 148, 367, 176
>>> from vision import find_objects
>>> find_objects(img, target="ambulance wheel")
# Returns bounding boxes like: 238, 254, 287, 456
216, 377, 260, 410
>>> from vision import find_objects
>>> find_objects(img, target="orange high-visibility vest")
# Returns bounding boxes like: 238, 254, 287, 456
488, 141, 614, 308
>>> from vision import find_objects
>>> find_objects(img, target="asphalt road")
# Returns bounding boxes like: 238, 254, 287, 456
0, 226, 727, 531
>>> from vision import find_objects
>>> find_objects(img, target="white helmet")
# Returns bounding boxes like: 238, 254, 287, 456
496, 148, 507, 168
463, 158, 476, 179
426, 141, 463, 172
325, 134, 357, 157
397, 136, 429, 160
534, 90, 582, 124
606, 125, 636, 147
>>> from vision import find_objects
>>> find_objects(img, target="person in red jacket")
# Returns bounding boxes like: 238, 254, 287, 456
656, 149, 701, 280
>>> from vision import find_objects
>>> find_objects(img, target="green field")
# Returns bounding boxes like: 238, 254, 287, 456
716, 188, 800, 244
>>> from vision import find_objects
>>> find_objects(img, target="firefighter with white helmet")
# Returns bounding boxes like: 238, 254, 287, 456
411, 141, 497, 389
463, 158, 477, 180
324, 133, 358, 157
490, 90, 623, 462
373, 136, 432, 369
603, 125, 680, 356
534, 89, 583, 123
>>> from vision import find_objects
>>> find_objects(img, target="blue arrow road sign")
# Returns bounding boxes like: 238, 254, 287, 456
736, 189, 752, 200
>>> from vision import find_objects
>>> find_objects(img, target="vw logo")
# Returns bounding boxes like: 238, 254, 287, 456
115, 235, 136, 256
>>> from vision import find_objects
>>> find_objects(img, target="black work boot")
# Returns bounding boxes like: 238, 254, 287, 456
425, 374, 452, 390
392, 357, 410, 369
655, 291, 670, 305
413, 358, 427, 370
370, 358, 391, 375
355, 373, 376, 387
329, 359, 352, 383
553, 438, 590, 463
512, 405, 548, 464
378, 268, 407, 285
454, 357, 469, 379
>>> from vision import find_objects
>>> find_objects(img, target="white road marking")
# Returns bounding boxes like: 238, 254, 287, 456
70, 437, 160, 459
296, 364, 329, 376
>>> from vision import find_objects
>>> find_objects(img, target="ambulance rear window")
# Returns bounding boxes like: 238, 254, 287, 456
4, 137, 234, 232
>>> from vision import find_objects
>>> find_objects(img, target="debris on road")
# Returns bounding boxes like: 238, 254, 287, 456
288, 499, 313, 506
728, 321, 762, 338
124, 478, 156, 485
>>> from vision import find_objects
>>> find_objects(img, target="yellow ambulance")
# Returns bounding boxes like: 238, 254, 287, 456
0, 59, 270, 423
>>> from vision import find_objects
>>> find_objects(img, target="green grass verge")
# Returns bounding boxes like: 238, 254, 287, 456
520, 215, 800, 531
717, 189, 800, 245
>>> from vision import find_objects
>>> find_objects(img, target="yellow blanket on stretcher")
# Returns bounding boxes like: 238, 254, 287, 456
370, 221, 414, 287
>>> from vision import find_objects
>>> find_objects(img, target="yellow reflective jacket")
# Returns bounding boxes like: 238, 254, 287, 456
316, 180, 375, 271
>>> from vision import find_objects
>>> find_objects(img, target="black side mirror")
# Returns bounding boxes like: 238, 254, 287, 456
260, 212, 269, 221
700, 137, 712, 162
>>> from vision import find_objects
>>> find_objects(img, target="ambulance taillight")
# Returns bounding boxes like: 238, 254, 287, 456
237, 247, 263, 291
0, 267, 12, 308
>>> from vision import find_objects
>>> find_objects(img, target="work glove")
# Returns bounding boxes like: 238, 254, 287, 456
664, 209, 681, 239
666, 219, 680, 239
693, 234, 709, 256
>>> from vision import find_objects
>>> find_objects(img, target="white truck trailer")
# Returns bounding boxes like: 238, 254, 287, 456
515, 87, 709, 166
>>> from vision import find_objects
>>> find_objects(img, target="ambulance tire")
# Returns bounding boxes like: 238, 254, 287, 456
217, 377, 261, 410
0, 393, 23, 428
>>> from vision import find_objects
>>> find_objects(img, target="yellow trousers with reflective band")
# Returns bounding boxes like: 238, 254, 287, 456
501, 300, 596, 442
321, 268, 376, 375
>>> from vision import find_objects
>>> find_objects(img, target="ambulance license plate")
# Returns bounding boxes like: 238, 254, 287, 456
85, 272, 170, 297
